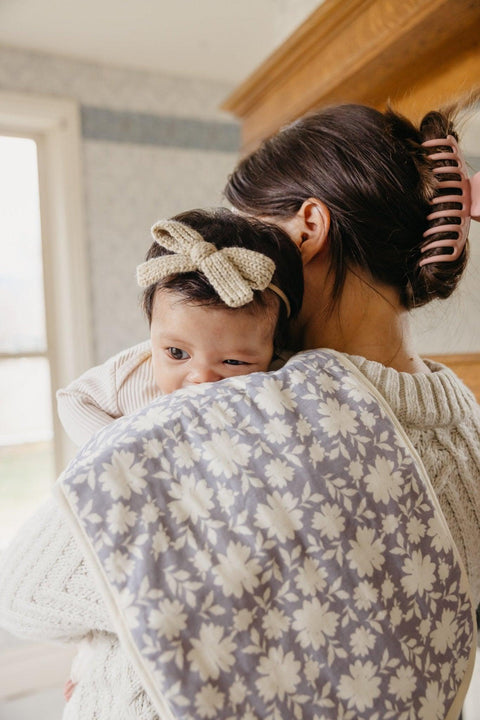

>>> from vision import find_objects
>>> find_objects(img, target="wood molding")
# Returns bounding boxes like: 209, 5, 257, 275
222, 0, 480, 152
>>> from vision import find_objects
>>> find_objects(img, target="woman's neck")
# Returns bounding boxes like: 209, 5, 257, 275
295, 267, 431, 374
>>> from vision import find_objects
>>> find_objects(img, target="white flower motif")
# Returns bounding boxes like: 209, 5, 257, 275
406, 516, 426, 543
296, 416, 312, 439
348, 460, 363, 480
382, 514, 399, 534
317, 397, 358, 438
141, 501, 160, 525
99, 450, 147, 500
401, 551, 436, 597
295, 557, 328, 596
194, 548, 213, 575
364, 456, 403, 504
419, 618, 432, 639
229, 677, 248, 706
388, 665, 416, 702
148, 599, 187, 640
142, 437, 164, 459
317, 372, 340, 394
353, 581, 379, 611
132, 407, 164, 432
203, 431, 251, 478
168, 475, 214, 523
188, 624, 236, 680
203, 401, 237, 430
431, 609, 458, 654
195, 683, 225, 719
427, 515, 451, 553
309, 439, 325, 466
255, 647, 301, 702
288, 367, 306, 385
264, 417, 292, 444
381, 576, 394, 602
255, 377, 296, 416
262, 607, 290, 640
305, 659, 320, 685
255, 491, 303, 543
172, 440, 200, 469
265, 458, 294, 488
151, 527, 169, 559
347, 527, 385, 578
217, 486, 235, 511
342, 375, 374, 403
350, 626, 376, 657
106, 502, 136, 534
418, 681, 445, 720
338, 660, 381, 712
292, 598, 339, 650
212, 541, 262, 598
312, 503, 345, 540
104, 549, 134, 583
360, 409, 376, 429
234, 608, 254, 632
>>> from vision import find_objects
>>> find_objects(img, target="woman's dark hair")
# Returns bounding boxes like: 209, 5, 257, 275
224, 103, 468, 310
141, 207, 303, 353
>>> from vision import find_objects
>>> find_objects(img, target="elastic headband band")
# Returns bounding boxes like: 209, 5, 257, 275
137, 219, 291, 317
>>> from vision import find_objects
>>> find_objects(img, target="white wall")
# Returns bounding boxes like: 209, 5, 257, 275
0, 46, 239, 366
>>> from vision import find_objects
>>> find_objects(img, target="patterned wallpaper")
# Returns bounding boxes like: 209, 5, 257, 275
0, 46, 240, 363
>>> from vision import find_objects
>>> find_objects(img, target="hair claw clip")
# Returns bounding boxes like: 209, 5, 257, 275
420, 135, 480, 266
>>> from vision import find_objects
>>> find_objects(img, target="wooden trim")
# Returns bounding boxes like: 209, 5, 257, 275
222, 0, 480, 152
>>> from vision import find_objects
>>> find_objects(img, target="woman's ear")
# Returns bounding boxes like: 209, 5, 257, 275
296, 199, 330, 265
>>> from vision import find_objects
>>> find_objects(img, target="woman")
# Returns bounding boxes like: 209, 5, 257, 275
225, 103, 480, 606
1, 103, 479, 719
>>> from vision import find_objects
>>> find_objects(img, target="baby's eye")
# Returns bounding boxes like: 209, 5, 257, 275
167, 347, 189, 360
223, 359, 249, 366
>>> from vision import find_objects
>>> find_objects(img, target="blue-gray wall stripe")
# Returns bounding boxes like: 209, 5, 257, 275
81, 106, 240, 152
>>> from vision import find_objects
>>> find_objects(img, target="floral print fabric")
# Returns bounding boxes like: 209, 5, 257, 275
58, 350, 474, 720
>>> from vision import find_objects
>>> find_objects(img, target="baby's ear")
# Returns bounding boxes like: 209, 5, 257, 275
296, 199, 330, 265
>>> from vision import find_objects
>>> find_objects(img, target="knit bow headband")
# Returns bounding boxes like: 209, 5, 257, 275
136, 219, 291, 316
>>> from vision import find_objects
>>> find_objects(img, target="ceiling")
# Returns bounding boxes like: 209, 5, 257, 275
0, 0, 320, 85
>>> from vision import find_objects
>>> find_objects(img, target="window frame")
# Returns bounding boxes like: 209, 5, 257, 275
0, 91, 93, 472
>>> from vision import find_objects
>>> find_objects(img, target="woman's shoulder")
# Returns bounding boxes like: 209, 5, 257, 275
345, 352, 480, 429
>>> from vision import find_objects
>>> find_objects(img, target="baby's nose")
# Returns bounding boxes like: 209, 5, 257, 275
188, 365, 222, 385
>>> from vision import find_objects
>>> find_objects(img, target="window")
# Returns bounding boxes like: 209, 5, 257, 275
0, 92, 92, 699
0, 136, 57, 548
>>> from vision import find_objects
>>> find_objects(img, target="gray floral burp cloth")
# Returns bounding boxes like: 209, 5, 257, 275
57, 349, 475, 720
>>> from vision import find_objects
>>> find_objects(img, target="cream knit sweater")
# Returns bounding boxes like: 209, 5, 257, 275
1, 347, 479, 720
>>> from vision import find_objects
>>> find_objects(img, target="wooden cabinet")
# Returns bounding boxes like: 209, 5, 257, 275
222, 0, 480, 153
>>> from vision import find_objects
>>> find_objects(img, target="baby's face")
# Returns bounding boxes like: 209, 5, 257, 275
150, 290, 276, 394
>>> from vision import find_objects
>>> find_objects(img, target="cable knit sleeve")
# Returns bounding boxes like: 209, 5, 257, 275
0, 496, 112, 642
0, 496, 160, 719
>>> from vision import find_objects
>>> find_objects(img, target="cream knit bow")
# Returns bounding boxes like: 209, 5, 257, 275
137, 219, 278, 309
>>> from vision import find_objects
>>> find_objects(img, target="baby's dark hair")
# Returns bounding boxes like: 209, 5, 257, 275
224, 102, 469, 310
141, 207, 303, 353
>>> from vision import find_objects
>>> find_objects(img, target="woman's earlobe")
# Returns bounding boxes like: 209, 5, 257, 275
298, 200, 330, 265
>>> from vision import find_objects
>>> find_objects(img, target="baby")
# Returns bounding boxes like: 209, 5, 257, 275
57, 208, 303, 446
59, 207, 304, 703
